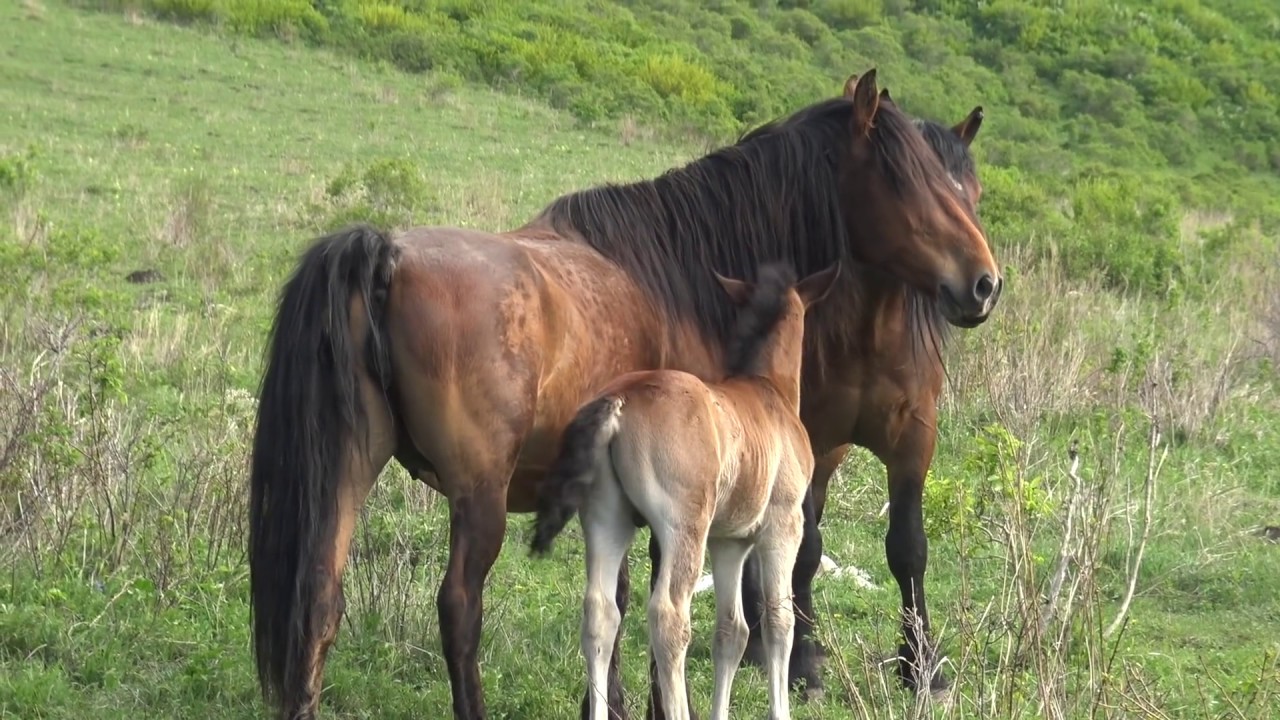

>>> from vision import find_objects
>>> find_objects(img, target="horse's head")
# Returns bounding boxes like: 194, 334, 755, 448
837, 70, 1001, 328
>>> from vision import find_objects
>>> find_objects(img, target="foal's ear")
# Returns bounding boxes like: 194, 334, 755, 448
796, 261, 842, 309
713, 271, 753, 305
847, 68, 880, 138
952, 105, 984, 147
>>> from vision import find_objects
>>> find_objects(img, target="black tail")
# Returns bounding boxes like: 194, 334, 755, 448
529, 394, 623, 556
248, 224, 397, 710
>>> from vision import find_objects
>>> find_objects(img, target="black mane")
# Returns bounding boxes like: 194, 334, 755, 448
914, 118, 975, 182
537, 95, 969, 367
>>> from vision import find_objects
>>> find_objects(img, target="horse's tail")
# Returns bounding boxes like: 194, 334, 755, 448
529, 394, 625, 556
248, 223, 397, 708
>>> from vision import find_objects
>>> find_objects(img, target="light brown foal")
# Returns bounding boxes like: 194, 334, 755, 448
531, 262, 841, 720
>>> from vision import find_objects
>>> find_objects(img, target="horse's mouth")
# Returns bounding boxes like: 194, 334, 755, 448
939, 287, 992, 329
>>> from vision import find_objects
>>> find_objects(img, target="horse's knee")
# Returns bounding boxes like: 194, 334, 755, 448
648, 597, 691, 660
437, 573, 470, 624
583, 587, 622, 643
715, 613, 750, 655
763, 599, 796, 643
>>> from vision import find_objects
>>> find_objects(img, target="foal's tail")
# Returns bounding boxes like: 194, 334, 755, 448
248, 223, 396, 709
529, 394, 625, 556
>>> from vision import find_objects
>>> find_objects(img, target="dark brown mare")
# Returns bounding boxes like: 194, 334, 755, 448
247, 69, 1001, 720
730, 83, 993, 706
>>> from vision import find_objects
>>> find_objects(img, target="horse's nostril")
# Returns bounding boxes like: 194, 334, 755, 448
974, 274, 996, 302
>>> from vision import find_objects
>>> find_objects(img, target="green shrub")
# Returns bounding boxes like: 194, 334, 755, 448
320, 156, 436, 231
924, 423, 1054, 547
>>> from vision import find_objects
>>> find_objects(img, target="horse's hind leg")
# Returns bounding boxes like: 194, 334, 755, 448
580, 475, 637, 720
437, 476, 510, 720
645, 534, 699, 720
647, 522, 706, 720
706, 538, 752, 720
293, 382, 394, 720
757, 509, 804, 720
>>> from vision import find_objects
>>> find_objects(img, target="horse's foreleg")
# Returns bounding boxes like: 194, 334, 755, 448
785, 489, 824, 700
885, 434, 948, 695
438, 484, 509, 720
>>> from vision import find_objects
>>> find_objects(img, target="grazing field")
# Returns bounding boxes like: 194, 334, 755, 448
3, 2, 1280, 719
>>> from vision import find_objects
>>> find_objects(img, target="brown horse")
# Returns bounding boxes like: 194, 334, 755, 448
530, 262, 841, 720
730, 83, 992, 705
247, 69, 1001, 720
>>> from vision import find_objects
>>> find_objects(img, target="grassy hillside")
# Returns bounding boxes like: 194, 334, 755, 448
3, 2, 1280, 719
68, 0, 1280, 298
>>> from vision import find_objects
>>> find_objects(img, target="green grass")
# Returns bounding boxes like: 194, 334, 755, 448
3, 3, 1280, 719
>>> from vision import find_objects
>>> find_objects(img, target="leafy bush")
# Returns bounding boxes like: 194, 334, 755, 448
320, 156, 436, 231
923, 423, 1054, 547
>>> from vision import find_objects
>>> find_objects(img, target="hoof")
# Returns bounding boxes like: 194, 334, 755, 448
790, 633, 826, 699
896, 643, 950, 695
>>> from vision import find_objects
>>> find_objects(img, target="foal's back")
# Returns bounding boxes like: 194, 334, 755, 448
601, 369, 812, 538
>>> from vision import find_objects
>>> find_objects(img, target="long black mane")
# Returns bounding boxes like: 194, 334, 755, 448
537, 95, 971, 369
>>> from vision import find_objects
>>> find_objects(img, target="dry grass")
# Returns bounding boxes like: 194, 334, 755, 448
0, 313, 249, 587
156, 173, 212, 249
21, 0, 44, 21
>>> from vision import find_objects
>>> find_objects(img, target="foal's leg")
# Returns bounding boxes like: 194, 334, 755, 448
757, 510, 804, 720
645, 534, 698, 720
648, 524, 707, 720
581, 559, 631, 720
741, 447, 845, 698
706, 538, 752, 720
580, 479, 638, 720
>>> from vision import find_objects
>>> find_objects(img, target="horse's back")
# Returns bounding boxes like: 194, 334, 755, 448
601, 372, 802, 539
378, 226, 687, 503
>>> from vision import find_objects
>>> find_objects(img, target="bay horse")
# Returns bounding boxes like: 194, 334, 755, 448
530, 262, 841, 720
730, 82, 993, 704
247, 69, 1002, 720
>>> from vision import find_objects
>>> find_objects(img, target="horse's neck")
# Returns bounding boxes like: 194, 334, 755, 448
802, 264, 928, 389
736, 371, 800, 417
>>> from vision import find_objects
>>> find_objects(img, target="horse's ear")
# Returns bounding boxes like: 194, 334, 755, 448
842, 73, 858, 99
796, 261, 842, 309
952, 105, 984, 147
713, 271, 753, 305
879, 87, 892, 103
848, 68, 880, 138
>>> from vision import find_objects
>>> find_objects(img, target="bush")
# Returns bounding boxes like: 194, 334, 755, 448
319, 156, 436, 231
